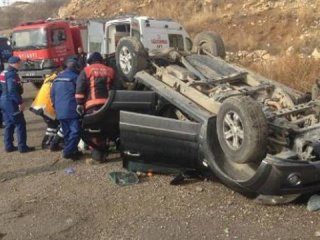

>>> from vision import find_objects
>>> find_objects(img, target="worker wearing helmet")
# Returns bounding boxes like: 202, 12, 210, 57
75, 52, 114, 162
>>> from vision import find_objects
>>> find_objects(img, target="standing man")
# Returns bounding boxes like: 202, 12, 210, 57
51, 57, 82, 160
77, 47, 87, 70
75, 52, 114, 162
0, 56, 35, 153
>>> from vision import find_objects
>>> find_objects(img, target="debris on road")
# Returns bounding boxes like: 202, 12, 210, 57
136, 171, 147, 177
307, 194, 320, 212
170, 170, 204, 185
109, 172, 139, 186
64, 167, 76, 175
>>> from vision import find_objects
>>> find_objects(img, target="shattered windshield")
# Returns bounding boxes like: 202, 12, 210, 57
12, 28, 48, 50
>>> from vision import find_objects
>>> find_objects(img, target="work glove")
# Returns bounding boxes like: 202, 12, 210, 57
76, 104, 85, 116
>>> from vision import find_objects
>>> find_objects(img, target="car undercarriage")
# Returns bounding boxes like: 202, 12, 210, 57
83, 45, 320, 204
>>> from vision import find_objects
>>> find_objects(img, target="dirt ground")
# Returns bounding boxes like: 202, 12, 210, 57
0, 83, 320, 240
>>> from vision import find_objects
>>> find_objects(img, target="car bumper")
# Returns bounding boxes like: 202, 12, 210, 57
244, 156, 320, 195
19, 69, 55, 82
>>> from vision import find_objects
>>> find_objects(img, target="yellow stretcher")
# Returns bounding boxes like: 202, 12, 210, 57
30, 73, 58, 120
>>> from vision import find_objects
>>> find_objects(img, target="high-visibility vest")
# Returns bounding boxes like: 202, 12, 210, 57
30, 73, 57, 120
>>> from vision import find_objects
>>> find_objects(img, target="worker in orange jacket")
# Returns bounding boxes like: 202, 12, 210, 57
75, 52, 114, 162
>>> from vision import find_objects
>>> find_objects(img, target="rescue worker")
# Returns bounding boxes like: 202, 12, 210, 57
75, 52, 114, 162
77, 47, 87, 70
29, 72, 64, 150
51, 57, 82, 160
0, 56, 35, 153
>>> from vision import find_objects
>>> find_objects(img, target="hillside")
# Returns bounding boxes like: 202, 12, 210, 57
2, 0, 320, 91
57, 0, 320, 92
0, 0, 68, 31
59, 0, 320, 55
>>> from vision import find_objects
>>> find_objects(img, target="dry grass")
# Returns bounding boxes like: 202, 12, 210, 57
0, 0, 68, 30
244, 55, 320, 92
3, 0, 320, 93
296, 5, 317, 26
139, 1, 191, 23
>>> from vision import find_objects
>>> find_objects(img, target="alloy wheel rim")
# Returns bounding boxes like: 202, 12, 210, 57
119, 46, 132, 74
223, 111, 244, 151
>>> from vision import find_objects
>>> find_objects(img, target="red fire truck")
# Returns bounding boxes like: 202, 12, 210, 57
11, 16, 225, 88
11, 19, 87, 87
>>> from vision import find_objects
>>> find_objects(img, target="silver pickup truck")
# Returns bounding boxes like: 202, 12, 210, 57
82, 34, 320, 204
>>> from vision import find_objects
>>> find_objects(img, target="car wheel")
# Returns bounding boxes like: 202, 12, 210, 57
116, 37, 148, 83
217, 96, 268, 164
193, 31, 226, 59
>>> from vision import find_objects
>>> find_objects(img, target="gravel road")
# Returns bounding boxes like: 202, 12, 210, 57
0, 83, 319, 240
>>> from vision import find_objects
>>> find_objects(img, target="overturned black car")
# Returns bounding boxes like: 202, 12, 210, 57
82, 36, 320, 204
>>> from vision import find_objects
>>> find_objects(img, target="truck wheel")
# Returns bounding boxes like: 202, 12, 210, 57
193, 31, 226, 59
116, 37, 148, 83
217, 96, 268, 164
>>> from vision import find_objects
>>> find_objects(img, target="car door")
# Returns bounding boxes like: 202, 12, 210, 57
81, 90, 157, 144
120, 111, 202, 171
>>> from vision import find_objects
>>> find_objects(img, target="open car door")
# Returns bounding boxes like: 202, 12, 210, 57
81, 90, 156, 149
120, 111, 202, 173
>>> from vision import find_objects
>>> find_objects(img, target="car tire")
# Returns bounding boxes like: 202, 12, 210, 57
217, 96, 268, 164
116, 37, 148, 83
193, 31, 226, 59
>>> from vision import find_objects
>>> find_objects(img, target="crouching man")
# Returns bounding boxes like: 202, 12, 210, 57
30, 72, 64, 150
51, 57, 82, 160
75, 52, 114, 162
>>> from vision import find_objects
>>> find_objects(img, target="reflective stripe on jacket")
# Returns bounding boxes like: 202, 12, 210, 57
75, 63, 114, 110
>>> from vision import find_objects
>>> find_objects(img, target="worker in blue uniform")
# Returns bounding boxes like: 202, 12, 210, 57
51, 57, 82, 160
0, 56, 35, 153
